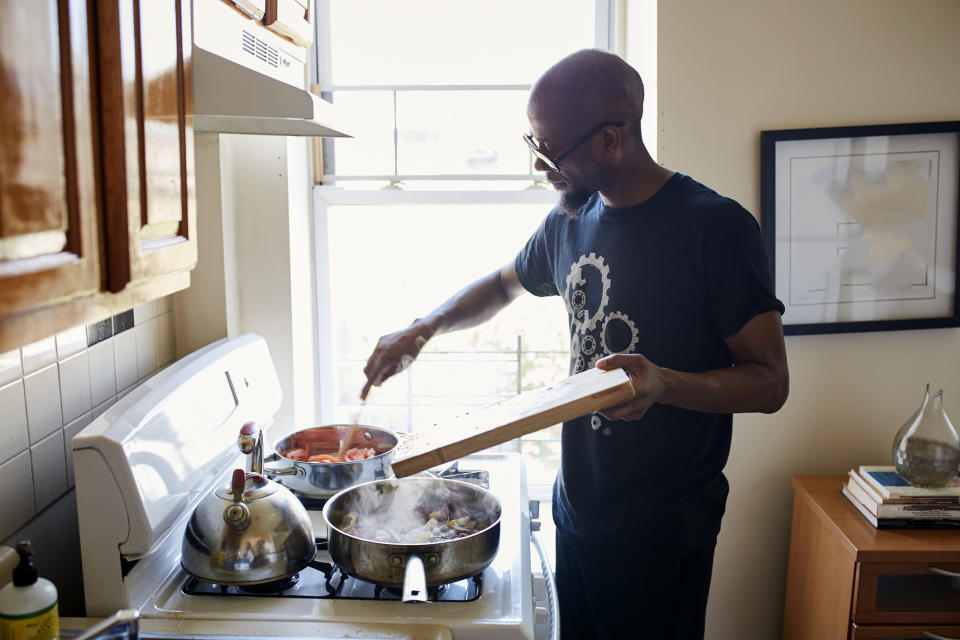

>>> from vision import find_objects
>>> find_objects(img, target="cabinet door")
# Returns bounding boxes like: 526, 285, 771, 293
851, 623, 960, 639
853, 562, 960, 625
0, 0, 99, 316
95, 0, 196, 293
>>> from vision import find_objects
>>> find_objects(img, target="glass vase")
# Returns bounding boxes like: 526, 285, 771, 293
892, 383, 960, 487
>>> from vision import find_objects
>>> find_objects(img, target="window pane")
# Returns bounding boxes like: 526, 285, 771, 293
326, 203, 569, 434
330, 91, 395, 176
397, 90, 530, 175
328, 0, 596, 85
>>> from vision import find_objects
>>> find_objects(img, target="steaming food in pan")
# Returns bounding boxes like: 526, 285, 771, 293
340, 498, 485, 543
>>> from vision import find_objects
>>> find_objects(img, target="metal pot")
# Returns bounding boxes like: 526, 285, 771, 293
262, 425, 399, 498
181, 468, 315, 585
323, 477, 501, 602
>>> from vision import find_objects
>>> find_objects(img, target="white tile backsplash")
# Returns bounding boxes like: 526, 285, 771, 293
88, 340, 117, 406
24, 365, 63, 445
0, 451, 35, 540
0, 350, 22, 386
59, 352, 92, 424
63, 412, 92, 488
31, 430, 67, 511
0, 381, 28, 465
134, 300, 160, 325
56, 326, 87, 361
0, 295, 176, 539
136, 319, 158, 380
21, 337, 56, 375
114, 329, 139, 392
156, 312, 175, 367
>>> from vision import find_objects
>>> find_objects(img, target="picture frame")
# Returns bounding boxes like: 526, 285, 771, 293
760, 121, 960, 335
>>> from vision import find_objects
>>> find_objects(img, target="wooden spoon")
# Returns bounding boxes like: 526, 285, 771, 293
337, 399, 367, 461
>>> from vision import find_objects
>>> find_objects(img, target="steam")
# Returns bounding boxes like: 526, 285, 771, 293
333, 478, 499, 544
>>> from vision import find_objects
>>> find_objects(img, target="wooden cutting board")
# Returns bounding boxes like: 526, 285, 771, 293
391, 367, 635, 477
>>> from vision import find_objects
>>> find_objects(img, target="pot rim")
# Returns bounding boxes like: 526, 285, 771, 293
273, 424, 400, 464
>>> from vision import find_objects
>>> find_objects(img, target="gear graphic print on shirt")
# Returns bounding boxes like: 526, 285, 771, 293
563, 253, 638, 436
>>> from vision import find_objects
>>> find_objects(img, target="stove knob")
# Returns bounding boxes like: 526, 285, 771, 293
532, 574, 547, 601
535, 606, 549, 625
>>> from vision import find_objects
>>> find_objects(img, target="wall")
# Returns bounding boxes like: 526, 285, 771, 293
175, 133, 320, 437
0, 298, 176, 615
655, 1, 960, 638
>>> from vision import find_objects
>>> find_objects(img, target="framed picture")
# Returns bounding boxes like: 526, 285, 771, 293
760, 121, 960, 335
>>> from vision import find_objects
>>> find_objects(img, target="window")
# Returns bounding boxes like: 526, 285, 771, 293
312, 1, 634, 492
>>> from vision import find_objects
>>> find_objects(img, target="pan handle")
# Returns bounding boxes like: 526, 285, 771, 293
401, 554, 428, 602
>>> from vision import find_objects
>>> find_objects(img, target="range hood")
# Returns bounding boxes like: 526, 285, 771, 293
191, 0, 353, 138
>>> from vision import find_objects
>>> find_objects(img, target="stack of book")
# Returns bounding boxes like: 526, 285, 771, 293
843, 465, 960, 528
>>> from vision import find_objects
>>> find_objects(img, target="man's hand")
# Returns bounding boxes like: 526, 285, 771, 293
594, 353, 666, 421
361, 323, 432, 400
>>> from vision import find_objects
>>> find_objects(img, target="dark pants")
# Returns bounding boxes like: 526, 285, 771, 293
555, 532, 716, 640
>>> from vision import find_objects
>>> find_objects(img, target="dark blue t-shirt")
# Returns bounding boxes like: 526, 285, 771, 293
515, 173, 784, 552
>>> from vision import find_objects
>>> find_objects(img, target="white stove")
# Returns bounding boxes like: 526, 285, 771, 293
72, 335, 557, 640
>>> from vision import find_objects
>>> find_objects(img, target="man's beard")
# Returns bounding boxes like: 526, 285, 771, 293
556, 186, 597, 220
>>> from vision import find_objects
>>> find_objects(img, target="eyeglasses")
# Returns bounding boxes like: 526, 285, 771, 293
523, 122, 624, 173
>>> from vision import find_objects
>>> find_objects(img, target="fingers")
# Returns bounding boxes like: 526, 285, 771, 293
598, 403, 650, 421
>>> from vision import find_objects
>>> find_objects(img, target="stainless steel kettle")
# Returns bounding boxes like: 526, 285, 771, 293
180, 424, 315, 585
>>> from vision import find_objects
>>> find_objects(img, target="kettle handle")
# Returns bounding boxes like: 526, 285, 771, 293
238, 422, 264, 474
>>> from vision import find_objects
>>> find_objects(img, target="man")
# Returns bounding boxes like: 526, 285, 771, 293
361, 49, 788, 639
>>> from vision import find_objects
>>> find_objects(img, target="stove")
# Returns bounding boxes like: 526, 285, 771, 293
72, 335, 557, 640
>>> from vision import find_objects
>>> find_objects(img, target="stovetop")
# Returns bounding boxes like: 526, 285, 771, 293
127, 454, 535, 640
181, 462, 490, 603
181, 553, 484, 602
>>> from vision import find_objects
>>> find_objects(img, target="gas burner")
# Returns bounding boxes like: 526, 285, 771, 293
238, 573, 300, 594
182, 561, 483, 602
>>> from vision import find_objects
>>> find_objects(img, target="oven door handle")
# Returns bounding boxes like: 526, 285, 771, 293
530, 528, 560, 640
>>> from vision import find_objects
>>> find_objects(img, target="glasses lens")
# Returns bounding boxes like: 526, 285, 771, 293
523, 134, 558, 171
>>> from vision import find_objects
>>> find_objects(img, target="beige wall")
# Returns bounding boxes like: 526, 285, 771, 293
656, 1, 960, 638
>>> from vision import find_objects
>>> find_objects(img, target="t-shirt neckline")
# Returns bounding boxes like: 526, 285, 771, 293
597, 172, 684, 223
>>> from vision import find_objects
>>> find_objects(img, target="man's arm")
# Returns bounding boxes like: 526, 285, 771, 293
361, 262, 525, 400
596, 310, 789, 420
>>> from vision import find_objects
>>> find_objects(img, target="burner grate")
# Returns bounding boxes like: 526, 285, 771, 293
182, 548, 483, 602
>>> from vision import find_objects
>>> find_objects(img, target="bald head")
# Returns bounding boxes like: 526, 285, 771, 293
528, 49, 645, 127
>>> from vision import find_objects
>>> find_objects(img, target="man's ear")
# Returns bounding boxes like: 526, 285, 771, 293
599, 125, 622, 158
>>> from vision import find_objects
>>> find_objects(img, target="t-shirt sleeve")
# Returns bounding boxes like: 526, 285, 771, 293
701, 204, 785, 338
515, 216, 560, 297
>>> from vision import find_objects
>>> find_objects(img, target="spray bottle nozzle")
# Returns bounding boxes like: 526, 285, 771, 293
12, 540, 38, 587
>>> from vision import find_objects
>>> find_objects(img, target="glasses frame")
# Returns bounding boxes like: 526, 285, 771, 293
523, 121, 624, 173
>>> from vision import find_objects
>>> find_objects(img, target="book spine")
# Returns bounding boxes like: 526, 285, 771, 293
842, 487, 960, 528
847, 476, 960, 517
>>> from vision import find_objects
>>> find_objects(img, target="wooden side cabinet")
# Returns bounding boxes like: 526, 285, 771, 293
0, 0, 196, 351
783, 476, 960, 640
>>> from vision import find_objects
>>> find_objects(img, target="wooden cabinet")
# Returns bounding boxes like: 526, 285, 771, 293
783, 476, 960, 640
0, 0, 196, 351
0, 0, 100, 318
